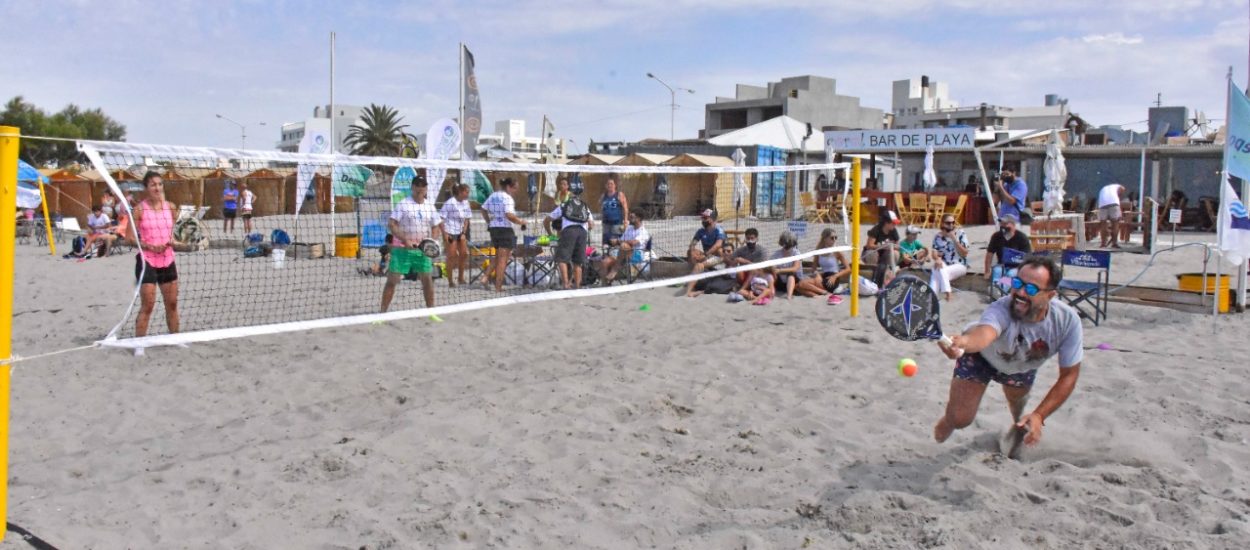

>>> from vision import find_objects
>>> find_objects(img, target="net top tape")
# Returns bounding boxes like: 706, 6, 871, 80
79, 140, 851, 175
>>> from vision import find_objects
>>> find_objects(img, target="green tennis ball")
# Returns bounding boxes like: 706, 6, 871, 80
898, 358, 918, 377
639, 304, 651, 311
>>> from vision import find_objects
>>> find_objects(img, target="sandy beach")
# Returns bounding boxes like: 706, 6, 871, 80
5, 224, 1250, 549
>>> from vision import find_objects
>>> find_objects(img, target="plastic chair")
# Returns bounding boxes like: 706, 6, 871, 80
1057, 250, 1111, 326
926, 195, 947, 228
894, 193, 912, 224
944, 195, 967, 226
908, 194, 930, 228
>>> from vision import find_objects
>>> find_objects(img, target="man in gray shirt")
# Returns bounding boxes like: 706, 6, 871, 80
729, 227, 766, 266
934, 255, 1083, 451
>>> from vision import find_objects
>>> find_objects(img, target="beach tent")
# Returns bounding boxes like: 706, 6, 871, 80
40, 168, 94, 225
155, 167, 197, 209
612, 153, 672, 214
660, 153, 735, 217
708, 115, 823, 153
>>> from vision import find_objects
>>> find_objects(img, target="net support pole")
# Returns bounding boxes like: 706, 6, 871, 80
37, 180, 55, 256
0, 125, 20, 542
850, 157, 861, 318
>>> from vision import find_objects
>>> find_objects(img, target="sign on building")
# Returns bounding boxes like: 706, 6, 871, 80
825, 128, 975, 152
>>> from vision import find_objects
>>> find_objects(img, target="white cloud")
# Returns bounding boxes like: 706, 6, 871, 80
1082, 33, 1145, 45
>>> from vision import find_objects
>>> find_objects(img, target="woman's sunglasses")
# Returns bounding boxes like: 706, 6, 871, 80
1010, 276, 1050, 297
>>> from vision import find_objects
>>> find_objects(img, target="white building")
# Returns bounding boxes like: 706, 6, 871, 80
475, 119, 566, 160
891, 77, 1071, 132
276, 105, 366, 153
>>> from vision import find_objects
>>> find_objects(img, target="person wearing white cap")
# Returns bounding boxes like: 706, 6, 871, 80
899, 225, 930, 268
685, 208, 727, 297
864, 210, 902, 286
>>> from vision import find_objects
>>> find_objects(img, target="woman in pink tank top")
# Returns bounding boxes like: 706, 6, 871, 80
130, 171, 181, 342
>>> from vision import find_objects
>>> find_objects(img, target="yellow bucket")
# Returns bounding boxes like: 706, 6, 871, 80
1177, 273, 1229, 313
334, 233, 360, 259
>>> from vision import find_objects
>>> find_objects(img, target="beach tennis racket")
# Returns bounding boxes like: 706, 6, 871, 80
874, 275, 961, 356
418, 238, 441, 258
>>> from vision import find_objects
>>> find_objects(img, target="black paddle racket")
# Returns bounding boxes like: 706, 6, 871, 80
874, 275, 960, 354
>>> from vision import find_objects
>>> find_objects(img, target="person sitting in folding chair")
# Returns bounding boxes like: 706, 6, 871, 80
985, 214, 1031, 293
82, 205, 112, 258
598, 211, 649, 284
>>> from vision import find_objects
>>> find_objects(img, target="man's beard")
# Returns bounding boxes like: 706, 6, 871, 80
1009, 293, 1041, 321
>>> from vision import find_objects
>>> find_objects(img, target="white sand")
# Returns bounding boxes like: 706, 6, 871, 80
5, 226, 1250, 549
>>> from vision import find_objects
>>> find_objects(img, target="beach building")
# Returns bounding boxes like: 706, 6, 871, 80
891, 76, 1072, 132
276, 105, 366, 153
702, 75, 884, 138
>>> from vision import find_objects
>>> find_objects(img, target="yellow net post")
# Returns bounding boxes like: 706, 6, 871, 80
850, 158, 861, 318
38, 180, 55, 256
0, 125, 19, 541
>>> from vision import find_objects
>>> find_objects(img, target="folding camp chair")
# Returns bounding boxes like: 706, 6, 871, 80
988, 247, 1028, 300
59, 217, 84, 241
625, 237, 654, 284
1057, 249, 1111, 326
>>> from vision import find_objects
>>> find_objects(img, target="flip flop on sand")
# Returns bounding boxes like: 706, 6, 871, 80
753, 296, 772, 306
827, 295, 843, 305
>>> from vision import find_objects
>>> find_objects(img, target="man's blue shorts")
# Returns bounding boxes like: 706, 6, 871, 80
954, 352, 1037, 388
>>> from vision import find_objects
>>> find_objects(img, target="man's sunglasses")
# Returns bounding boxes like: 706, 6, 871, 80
1010, 276, 1051, 297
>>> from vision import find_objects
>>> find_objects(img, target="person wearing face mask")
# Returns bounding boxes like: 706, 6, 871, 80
935, 255, 1083, 456
729, 227, 766, 266
864, 210, 902, 287
984, 214, 1031, 286
994, 169, 1029, 223
598, 211, 650, 283
930, 214, 970, 302
685, 209, 727, 297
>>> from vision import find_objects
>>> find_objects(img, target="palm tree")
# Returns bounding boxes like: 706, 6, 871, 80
343, 104, 410, 157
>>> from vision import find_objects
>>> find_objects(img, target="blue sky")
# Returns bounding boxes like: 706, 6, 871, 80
3, 0, 1247, 153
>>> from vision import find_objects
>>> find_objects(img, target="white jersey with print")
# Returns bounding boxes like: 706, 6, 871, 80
439, 198, 472, 236
390, 196, 442, 242
620, 224, 650, 247
241, 189, 256, 211
482, 191, 516, 229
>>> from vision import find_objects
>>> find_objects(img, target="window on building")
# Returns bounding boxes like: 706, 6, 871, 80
720, 110, 748, 131
762, 106, 783, 120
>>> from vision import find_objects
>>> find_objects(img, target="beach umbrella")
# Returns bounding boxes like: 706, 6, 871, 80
1043, 129, 1067, 215
16, 160, 48, 209
922, 145, 938, 190
731, 147, 748, 213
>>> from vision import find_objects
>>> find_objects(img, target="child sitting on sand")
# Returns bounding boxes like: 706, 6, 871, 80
359, 234, 393, 276
899, 225, 930, 268
729, 266, 776, 305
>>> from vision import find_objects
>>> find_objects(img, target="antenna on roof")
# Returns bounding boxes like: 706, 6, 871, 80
1154, 93, 1163, 108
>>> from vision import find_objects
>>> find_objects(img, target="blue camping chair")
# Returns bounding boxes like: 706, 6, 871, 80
1057, 250, 1112, 326
989, 247, 1028, 299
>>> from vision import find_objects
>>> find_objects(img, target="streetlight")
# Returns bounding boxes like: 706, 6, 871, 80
215, 114, 266, 150
646, 72, 695, 141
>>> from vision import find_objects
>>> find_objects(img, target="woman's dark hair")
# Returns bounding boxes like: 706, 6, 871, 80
142, 171, 161, 187
452, 183, 469, 195
820, 227, 837, 240
500, 177, 516, 189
